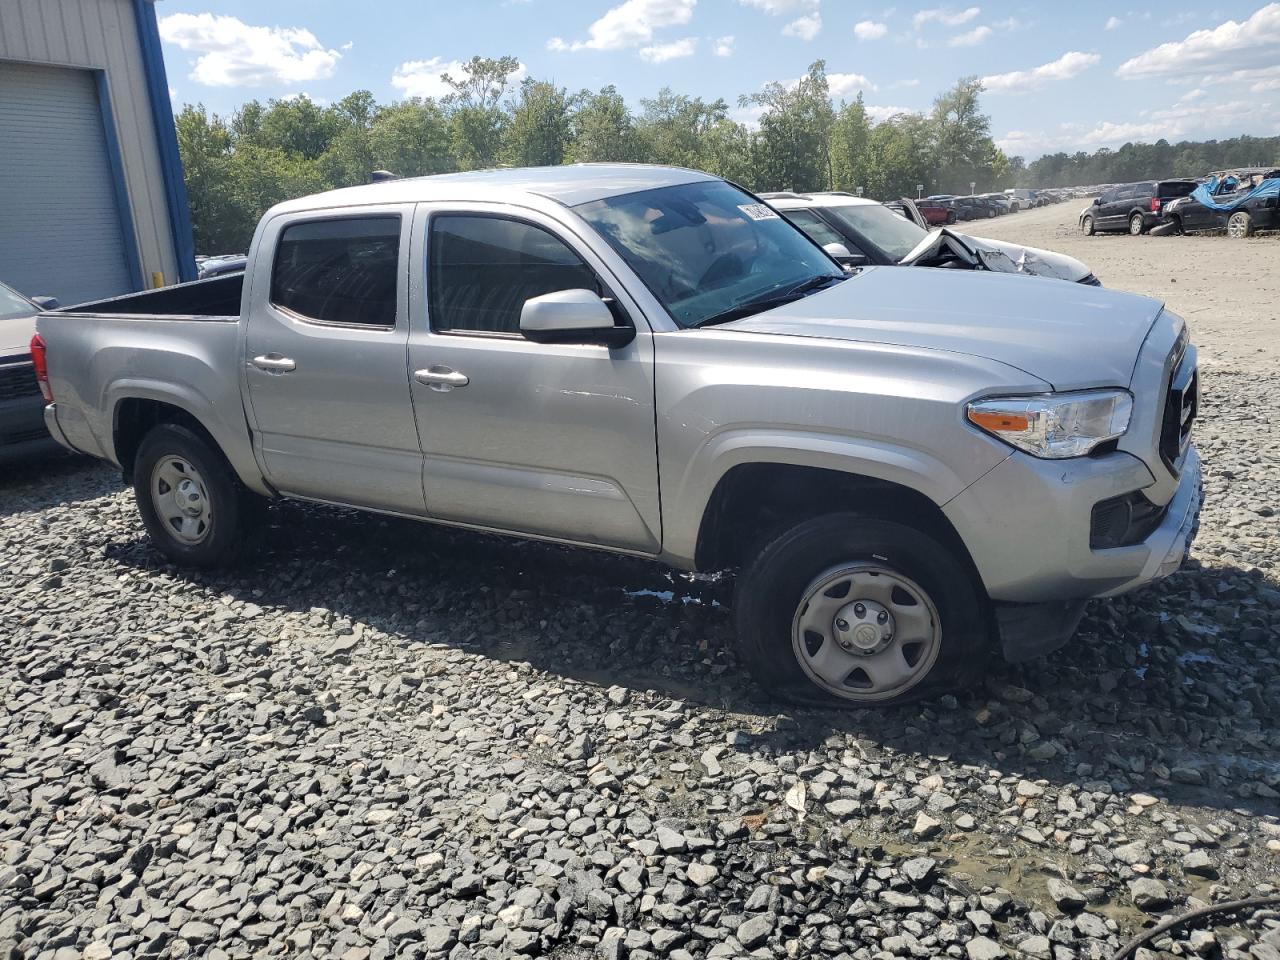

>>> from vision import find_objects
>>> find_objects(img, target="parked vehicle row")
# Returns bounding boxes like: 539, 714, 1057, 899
1079, 169, 1280, 238
35, 164, 1201, 708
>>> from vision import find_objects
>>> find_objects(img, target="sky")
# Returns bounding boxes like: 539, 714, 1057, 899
156, 1, 1280, 160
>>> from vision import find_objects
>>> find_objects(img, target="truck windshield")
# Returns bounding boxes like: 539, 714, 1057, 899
823, 204, 928, 263
575, 180, 843, 329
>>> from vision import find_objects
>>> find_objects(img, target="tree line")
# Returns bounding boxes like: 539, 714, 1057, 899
174, 55, 1280, 254
176, 57, 1010, 253
1018, 135, 1280, 189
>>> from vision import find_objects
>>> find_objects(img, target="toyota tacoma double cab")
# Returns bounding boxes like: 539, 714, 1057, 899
34, 164, 1202, 706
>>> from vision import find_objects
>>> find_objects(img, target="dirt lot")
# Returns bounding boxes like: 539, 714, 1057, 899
960, 202, 1280, 374
2, 206, 1279, 960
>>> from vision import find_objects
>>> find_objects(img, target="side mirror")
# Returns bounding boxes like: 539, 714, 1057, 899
31, 296, 59, 310
823, 242, 868, 269
1093, 197, 1101, 205
519, 289, 635, 348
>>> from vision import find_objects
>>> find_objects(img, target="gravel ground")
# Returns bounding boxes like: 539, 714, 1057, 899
3, 209, 1280, 960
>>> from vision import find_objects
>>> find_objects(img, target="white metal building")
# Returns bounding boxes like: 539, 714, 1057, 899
0, 0, 194, 305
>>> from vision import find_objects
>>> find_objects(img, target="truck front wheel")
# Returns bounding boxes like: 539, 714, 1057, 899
133, 423, 257, 568
734, 515, 989, 706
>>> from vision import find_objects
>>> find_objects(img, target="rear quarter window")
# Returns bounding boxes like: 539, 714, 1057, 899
1160, 182, 1196, 199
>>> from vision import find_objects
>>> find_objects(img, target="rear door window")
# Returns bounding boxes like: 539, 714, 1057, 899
271, 217, 401, 327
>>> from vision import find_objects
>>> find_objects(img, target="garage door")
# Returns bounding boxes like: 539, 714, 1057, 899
0, 60, 135, 305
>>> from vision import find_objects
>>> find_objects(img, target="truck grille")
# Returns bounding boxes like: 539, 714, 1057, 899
0, 361, 41, 401
1159, 351, 1197, 472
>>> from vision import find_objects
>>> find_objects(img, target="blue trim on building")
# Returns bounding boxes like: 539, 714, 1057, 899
131, 0, 196, 282
94, 69, 145, 292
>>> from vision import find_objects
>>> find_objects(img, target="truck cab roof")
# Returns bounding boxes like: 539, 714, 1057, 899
268, 163, 716, 214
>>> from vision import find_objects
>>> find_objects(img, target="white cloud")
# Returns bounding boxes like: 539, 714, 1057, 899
866, 104, 921, 123
1117, 4, 1280, 80
854, 19, 889, 39
995, 95, 1276, 156
713, 35, 735, 56
948, 25, 991, 46
828, 72, 878, 97
913, 6, 980, 28
1105, 15, 1123, 30
783, 12, 822, 39
547, 0, 696, 53
639, 37, 698, 62
981, 51, 1101, 93
390, 57, 527, 99
739, 0, 814, 11
158, 12, 344, 87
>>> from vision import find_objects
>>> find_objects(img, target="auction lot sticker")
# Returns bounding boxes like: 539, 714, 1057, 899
738, 203, 781, 221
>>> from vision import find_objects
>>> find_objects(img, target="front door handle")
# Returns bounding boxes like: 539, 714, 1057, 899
252, 354, 296, 374
414, 366, 469, 391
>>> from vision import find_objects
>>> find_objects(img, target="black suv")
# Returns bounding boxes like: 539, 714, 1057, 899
1080, 180, 1197, 235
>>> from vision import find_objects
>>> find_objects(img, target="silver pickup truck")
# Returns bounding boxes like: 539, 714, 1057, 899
34, 164, 1201, 706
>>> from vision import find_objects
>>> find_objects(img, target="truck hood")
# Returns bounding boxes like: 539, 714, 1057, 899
0, 313, 37, 361
724, 266, 1161, 390
901, 228, 1092, 282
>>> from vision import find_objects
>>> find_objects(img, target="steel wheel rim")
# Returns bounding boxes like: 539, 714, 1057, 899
1129, 216, 1143, 235
151, 455, 213, 545
1228, 215, 1247, 238
791, 562, 942, 702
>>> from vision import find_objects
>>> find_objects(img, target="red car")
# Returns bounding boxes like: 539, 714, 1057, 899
885, 199, 958, 227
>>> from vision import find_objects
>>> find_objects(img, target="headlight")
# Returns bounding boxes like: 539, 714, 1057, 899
967, 389, 1133, 458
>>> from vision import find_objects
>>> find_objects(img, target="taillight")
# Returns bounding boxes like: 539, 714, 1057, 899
1150, 197, 1161, 212
30, 333, 53, 403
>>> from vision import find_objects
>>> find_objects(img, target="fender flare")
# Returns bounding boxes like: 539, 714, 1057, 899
105, 379, 270, 496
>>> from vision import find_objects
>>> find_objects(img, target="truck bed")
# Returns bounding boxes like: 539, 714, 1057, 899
56, 273, 243, 320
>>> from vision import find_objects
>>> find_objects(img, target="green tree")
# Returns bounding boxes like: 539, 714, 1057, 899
502, 79, 580, 167
367, 100, 455, 177
635, 88, 729, 169
442, 55, 523, 169
830, 95, 872, 192
742, 60, 835, 192
569, 86, 641, 163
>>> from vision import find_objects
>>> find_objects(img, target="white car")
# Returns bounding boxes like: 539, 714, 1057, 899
763, 192, 1099, 285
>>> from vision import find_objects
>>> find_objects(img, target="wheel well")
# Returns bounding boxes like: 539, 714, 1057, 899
694, 463, 976, 574
113, 399, 220, 483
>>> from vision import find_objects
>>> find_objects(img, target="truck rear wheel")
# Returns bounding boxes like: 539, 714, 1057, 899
133, 424, 257, 568
733, 515, 989, 706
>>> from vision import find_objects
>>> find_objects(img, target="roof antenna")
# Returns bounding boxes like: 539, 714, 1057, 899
370, 170, 399, 183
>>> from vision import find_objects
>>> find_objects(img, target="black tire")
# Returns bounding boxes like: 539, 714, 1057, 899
1128, 212, 1146, 236
733, 514, 991, 707
133, 423, 259, 568
1081, 215, 1095, 236
946, 211, 957, 225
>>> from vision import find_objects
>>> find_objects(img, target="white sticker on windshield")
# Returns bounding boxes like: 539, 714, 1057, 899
738, 203, 780, 221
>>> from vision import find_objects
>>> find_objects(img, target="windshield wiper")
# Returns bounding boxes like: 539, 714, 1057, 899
690, 274, 845, 329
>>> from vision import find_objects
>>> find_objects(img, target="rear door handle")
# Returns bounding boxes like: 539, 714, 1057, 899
414, 366, 469, 391
252, 354, 296, 374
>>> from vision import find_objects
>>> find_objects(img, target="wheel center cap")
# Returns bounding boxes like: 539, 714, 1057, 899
834, 599, 894, 654
177, 478, 204, 515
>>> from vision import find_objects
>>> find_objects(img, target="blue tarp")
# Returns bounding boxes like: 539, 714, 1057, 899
1189, 176, 1280, 212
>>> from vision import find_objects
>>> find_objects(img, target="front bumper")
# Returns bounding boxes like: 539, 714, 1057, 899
944, 445, 1202, 604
